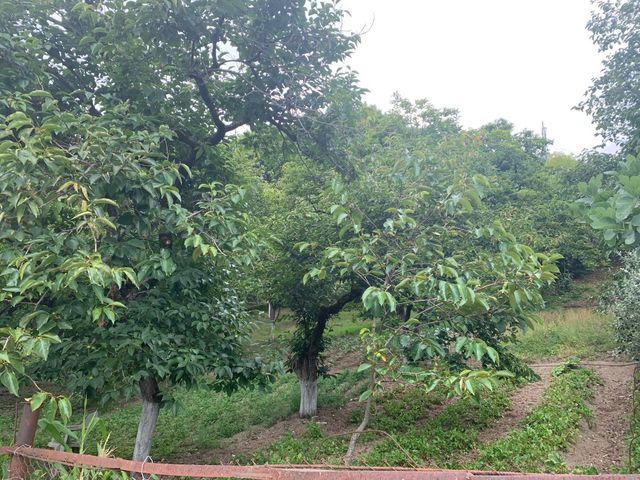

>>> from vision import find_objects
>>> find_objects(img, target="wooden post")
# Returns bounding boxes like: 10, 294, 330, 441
8, 404, 41, 480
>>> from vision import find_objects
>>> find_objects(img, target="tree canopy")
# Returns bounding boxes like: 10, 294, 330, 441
0, 0, 361, 459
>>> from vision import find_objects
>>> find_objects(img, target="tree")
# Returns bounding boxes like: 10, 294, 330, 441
0, 0, 360, 460
253, 99, 463, 419
578, 0, 640, 150
297, 106, 560, 462
249, 158, 361, 418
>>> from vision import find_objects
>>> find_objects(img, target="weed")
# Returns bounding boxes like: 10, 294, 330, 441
251, 422, 348, 465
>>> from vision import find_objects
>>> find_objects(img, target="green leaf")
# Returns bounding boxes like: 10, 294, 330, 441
58, 397, 72, 422
486, 346, 499, 364
29, 392, 48, 411
359, 390, 373, 402
1, 370, 19, 396
357, 363, 372, 372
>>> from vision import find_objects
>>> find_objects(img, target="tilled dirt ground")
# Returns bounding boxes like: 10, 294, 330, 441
461, 360, 636, 473
563, 361, 637, 472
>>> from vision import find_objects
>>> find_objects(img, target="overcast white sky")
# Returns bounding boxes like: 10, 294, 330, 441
340, 0, 606, 155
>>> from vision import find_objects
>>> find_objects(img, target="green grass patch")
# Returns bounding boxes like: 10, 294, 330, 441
360, 385, 447, 434
247, 384, 447, 465
467, 367, 600, 473
251, 306, 370, 345
84, 370, 362, 460
250, 422, 350, 465
248, 382, 511, 467
509, 307, 616, 361
361, 387, 512, 467
0, 408, 15, 446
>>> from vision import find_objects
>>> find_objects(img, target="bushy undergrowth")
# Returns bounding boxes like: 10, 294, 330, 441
467, 367, 600, 473
509, 307, 615, 361
606, 250, 640, 359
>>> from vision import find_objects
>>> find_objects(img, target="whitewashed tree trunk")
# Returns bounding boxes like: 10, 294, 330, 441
133, 377, 161, 462
299, 377, 318, 418
268, 301, 276, 342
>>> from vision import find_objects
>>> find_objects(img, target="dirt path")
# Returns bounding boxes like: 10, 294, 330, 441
563, 361, 637, 472
477, 365, 554, 444
461, 360, 637, 472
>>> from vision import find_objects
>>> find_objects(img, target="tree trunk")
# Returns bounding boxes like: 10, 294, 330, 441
344, 370, 375, 465
345, 314, 378, 465
132, 377, 161, 462
294, 354, 319, 418
297, 371, 318, 418
268, 301, 276, 342
8, 404, 41, 480
291, 287, 362, 419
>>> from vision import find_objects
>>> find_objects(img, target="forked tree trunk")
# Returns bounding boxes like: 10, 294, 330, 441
133, 377, 161, 462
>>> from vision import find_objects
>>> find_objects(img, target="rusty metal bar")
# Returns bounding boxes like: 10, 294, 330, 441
1, 446, 638, 479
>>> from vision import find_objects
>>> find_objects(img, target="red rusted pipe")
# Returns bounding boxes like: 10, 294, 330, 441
1, 446, 639, 479
7, 405, 41, 480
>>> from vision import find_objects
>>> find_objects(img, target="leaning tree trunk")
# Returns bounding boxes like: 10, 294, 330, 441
344, 370, 375, 465
133, 377, 161, 462
294, 357, 319, 418
345, 315, 378, 465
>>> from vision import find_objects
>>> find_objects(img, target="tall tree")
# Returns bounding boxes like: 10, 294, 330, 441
579, 0, 640, 151
0, 0, 360, 460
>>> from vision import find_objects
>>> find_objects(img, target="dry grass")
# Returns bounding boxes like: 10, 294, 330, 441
509, 307, 616, 362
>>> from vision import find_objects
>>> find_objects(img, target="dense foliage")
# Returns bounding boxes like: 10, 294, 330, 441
604, 250, 640, 359
579, 0, 640, 150
0, 0, 360, 460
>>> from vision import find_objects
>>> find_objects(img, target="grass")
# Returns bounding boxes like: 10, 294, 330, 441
78, 369, 363, 461
361, 387, 512, 467
508, 307, 616, 361
251, 305, 370, 345
466, 366, 600, 473
0, 408, 15, 446
245, 382, 513, 467
246, 384, 449, 465
628, 370, 640, 473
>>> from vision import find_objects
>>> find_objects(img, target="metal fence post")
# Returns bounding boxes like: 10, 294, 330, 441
8, 404, 41, 480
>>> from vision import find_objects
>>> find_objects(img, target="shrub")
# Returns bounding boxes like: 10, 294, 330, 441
606, 250, 640, 359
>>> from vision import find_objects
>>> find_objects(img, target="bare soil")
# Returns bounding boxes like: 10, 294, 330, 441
563, 361, 637, 472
